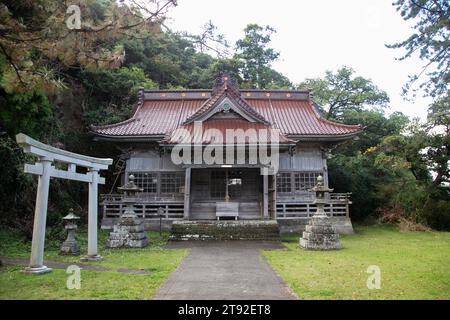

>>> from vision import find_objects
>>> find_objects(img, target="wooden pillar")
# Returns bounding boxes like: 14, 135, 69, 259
270, 174, 277, 219
84, 168, 102, 261
263, 174, 269, 219
25, 158, 53, 274
184, 167, 191, 220
323, 153, 330, 188
225, 169, 229, 202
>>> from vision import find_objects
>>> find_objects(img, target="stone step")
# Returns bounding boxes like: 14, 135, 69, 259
170, 220, 281, 241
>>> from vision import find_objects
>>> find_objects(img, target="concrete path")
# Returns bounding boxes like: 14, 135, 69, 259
154, 241, 297, 300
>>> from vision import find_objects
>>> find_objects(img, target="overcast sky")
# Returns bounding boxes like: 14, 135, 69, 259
166, 0, 434, 120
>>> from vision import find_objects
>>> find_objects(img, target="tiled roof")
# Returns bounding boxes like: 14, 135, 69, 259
92, 99, 204, 136
249, 99, 361, 136
165, 119, 293, 145
91, 74, 362, 141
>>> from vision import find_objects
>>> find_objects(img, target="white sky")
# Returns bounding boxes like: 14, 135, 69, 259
166, 0, 434, 120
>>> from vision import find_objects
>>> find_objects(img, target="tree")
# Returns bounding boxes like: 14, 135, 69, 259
299, 66, 390, 121
0, 0, 176, 93
80, 66, 158, 126
337, 110, 410, 156
387, 0, 449, 98
421, 95, 450, 186
235, 24, 289, 89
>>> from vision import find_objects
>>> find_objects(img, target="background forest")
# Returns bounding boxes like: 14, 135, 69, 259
0, 0, 448, 238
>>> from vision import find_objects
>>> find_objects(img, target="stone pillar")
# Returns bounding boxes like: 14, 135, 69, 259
25, 158, 53, 274
184, 168, 191, 220
83, 168, 102, 261
263, 174, 269, 219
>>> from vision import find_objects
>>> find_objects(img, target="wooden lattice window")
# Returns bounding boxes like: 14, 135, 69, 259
160, 172, 185, 194
129, 172, 157, 193
277, 172, 292, 193
294, 172, 321, 191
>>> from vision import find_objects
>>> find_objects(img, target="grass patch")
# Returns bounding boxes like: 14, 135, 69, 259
263, 224, 450, 300
0, 227, 187, 299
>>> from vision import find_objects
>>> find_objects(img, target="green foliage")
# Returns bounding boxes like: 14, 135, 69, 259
80, 66, 157, 126
0, 136, 38, 237
122, 32, 216, 88
388, 0, 449, 97
299, 66, 389, 120
338, 110, 410, 155
423, 95, 450, 186
235, 24, 291, 89
304, 65, 449, 229
0, 89, 53, 138
0, 0, 176, 93
329, 153, 379, 220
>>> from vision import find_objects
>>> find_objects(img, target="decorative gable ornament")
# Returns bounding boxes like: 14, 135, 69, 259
222, 102, 231, 112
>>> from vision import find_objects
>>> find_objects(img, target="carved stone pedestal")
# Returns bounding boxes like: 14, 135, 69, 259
106, 174, 149, 248
299, 175, 342, 251
106, 213, 149, 248
299, 215, 342, 250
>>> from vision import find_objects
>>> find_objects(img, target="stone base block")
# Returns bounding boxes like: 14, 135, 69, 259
107, 237, 149, 248
304, 224, 336, 234
301, 231, 339, 242
80, 254, 103, 262
60, 241, 80, 256
299, 238, 342, 250
108, 231, 147, 241
22, 265, 53, 274
113, 224, 145, 233
170, 220, 280, 241
299, 215, 342, 250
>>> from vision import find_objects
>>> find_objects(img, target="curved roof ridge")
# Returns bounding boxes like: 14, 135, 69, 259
91, 117, 137, 131
308, 100, 362, 130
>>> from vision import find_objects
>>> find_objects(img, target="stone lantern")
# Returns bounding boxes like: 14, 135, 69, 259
299, 175, 342, 250
106, 175, 149, 248
60, 208, 80, 256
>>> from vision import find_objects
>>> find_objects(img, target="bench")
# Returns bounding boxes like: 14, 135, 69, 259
216, 202, 239, 220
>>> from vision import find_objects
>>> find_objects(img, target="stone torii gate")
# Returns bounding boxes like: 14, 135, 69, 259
16, 133, 113, 274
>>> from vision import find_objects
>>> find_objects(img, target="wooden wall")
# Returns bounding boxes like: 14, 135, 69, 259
126, 149, 183, 173
123, 143, 328, 219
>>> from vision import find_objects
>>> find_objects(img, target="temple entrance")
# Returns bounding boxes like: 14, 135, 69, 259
210, 169, 246, 201
190, 168, 262, 220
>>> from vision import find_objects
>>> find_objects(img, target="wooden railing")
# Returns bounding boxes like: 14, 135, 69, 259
276, 193, 351, 219
101, 194, 184, 219
102, 192, 351, 220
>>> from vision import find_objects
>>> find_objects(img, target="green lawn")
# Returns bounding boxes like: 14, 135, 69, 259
1, 225, 449, 300
263, 225, 450, 300
0, 228, 187, 299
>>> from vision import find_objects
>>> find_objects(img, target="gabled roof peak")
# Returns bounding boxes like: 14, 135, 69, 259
182, 74, 270, 125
